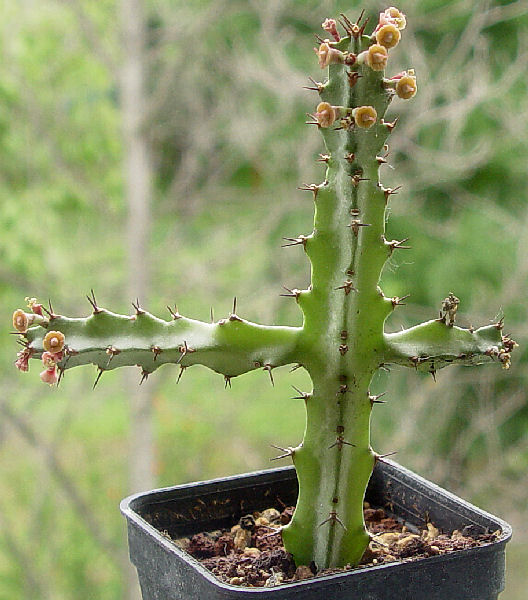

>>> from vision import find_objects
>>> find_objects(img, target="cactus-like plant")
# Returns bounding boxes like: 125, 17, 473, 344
11, 8, 517, 572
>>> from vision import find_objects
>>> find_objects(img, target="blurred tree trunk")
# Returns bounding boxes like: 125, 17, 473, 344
121, 0, 155, 598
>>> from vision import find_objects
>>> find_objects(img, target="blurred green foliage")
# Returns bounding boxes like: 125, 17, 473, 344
1, 0, 527, 598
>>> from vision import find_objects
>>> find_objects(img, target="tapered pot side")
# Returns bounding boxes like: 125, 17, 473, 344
121, 462, 511, 600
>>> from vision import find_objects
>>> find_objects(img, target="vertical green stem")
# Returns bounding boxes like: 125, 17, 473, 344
282, 33, 395, 569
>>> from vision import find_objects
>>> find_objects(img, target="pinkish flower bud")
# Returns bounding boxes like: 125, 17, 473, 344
15, 348, 33, 372
384, 7, 406, 30
352, 105, 378, 129
315, 102, 337, 128
42, 351, 58, 368
43, 331, 65, 354
376, 23, 401, 49
314, 41, 344, 69
40, 366, 58, 385
25, 297, 44, 316
322, 18, 340, 42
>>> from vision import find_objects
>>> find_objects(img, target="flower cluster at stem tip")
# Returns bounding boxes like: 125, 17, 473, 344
314, 7, 416, 129
12, 298, 66, 385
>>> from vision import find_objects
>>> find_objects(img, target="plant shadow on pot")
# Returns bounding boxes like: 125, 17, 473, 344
121, 461, 511, 600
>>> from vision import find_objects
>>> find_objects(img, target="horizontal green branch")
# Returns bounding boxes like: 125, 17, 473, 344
382, 320, 510, 372
22, 309, 302, 380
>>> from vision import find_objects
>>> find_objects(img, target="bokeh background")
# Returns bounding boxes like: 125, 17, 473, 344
1, 0, 527, 598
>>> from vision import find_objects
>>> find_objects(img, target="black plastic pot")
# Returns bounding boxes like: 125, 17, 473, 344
121, 461, 511, 600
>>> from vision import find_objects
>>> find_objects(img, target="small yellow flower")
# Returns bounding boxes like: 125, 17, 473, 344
315, 102, 337, 128
13, 309, 31, 333
396, 74, 417, 99
43, 331, 65, 354
364, 44, 388, 71
353, 106, 378, 129
376, 23, 401, 49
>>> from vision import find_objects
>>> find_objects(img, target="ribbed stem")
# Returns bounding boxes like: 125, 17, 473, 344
283, 33, 394, 568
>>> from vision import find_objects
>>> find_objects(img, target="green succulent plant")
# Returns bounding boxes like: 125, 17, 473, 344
12, 7, 516, 571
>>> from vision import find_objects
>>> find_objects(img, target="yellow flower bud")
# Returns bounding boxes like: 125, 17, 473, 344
396, 74, 417, 99
353, 106, 377, 129
315, 102, 337, 128
376, 23, 401, 49
43, 331, 65, 354
366, 44, 388, 71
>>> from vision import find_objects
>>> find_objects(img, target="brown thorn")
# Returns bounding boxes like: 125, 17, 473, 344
319, 510, 347, 530
140, 370, 149, 385
224, 375, 232, 389
348, 220, 371, 236
357, 16, 370, 37
57, 367, 65, 387
167, 305, 181, 320
290, 363, 303, 372
229, 296, 242, 321
314, 33, 325, 44
105, 345, 120, 368
280, 286, 300, 299
176, 365, 187, 384
337, 18, 351, 36
370, 392, 387, 405
297, 183, 319, 200
132, 298, 145, 315
391, 294, 410, 307
349, 174, 370, 186
151, 345, 162, 361
86, 289, 102, 314
347, 71, 361, 87
291, 385, 310, 400
382, 117, 399, 132
335, 280, 356, 295
93, 368, 104, 390
344, 152, 355, 163
269, 444, 295, 461
263, 364, 275, 386
376, 451, 398, 461
210, 307, 214, 323
40, 304, 53, 318
355, 8, 365, 27
339, 344, 349, 355
282, 236, 307, 248
304, 76, 324, 93
317, 153, 330, 163
339, 12, 354, 32
176, 340, 195, 364
329, 435, 356, 450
